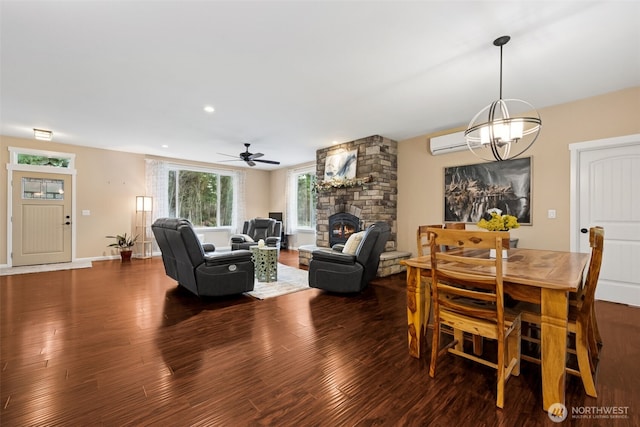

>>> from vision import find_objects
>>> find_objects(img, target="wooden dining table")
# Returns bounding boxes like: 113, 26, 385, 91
401, 248, 590, 411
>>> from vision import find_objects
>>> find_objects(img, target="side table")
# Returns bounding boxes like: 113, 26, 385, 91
250, 246, 278, 282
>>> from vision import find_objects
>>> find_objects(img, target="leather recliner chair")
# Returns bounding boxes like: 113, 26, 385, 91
230, 218, 282, 252
152, 218, 255, 297
308, 221, 391, 293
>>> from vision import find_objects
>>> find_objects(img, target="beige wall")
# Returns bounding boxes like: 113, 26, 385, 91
267, 162, 317, 249
268, 167, 287, 217
3, 87, 638, 264
243, 168, 272, 219
0, 137, 147, 262
397, 87, 640, 255
0, 137, 272, 264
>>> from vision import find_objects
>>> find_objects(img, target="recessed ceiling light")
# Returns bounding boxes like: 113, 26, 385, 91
161, 144, 169, 148
34, 128, 53, 141
204, 105, 215, 113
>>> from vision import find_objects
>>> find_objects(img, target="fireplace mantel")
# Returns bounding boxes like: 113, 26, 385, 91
314, 175, 373, 192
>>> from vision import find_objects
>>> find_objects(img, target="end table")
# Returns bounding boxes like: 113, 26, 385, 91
250, 246, 278, 282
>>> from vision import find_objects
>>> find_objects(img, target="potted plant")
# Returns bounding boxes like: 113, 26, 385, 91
106, 233, 138, 261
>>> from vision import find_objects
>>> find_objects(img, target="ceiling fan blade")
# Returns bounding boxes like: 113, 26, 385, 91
253, 159, 280, 165
217, 152, 239, 158
246, 160, 256, 167
248, 152, 264, 160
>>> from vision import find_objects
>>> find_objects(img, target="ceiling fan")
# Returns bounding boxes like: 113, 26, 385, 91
218, 143, 280, 167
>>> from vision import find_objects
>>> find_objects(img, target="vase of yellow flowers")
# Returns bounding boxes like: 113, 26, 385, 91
477, 208, 519, 258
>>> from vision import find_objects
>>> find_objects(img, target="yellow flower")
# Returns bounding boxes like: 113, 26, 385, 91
477, 212, 520, 231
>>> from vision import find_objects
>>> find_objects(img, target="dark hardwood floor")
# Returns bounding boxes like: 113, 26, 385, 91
1, 250, 638, 426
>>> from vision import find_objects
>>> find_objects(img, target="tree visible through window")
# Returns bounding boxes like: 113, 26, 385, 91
296, 172, 316, 228
17, 154, 70, 168
168, 169, 234, 227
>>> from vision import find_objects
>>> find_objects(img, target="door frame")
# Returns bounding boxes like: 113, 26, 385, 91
5, 146, 77, 268
569, 133, 640, 252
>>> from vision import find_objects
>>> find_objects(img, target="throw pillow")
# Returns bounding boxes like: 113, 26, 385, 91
342, 231, 365, 255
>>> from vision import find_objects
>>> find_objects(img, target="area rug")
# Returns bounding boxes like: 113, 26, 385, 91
245, 263, 311, 300
0, 260, 93, 276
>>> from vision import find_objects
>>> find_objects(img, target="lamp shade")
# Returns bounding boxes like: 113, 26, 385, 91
465, 98, 541, 161
465, 35, 541, 161
136, 196, 152, 212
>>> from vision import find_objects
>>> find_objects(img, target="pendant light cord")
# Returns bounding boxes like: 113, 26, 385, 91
499, 44, 503, 100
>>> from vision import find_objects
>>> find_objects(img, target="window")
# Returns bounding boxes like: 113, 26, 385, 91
295, 171, 317, 228
17, 154, 70, 168
167, 168, 234, 227
9, 147, 75, 170
22, 177, 64, 199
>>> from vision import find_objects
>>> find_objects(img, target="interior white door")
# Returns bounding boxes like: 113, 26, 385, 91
11, 171, 72, 266
574, 136, 640, 306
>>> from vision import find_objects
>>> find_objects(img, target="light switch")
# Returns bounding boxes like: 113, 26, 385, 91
547, 209, 556, 219
82, 210, 91, 216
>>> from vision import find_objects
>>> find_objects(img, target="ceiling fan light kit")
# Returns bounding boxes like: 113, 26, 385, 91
465, 35, 542, 162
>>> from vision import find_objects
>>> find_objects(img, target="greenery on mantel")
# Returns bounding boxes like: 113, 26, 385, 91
314, 175, 373, 192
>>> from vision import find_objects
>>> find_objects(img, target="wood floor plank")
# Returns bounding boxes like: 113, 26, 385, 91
1, 250, 638, 426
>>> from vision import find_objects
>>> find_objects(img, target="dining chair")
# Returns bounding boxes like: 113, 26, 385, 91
580, 227, 605, 360
416, 223, 485, 353
416, 223, 466, 256
428, 228, 520, 408
516, 226, 604, 398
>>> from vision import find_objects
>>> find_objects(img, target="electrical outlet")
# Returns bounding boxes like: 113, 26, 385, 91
548, 209, 556, 219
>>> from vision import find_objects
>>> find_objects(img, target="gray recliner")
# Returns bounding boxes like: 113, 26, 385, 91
308, 221, 391, 293
230, 218, 282, 252
152, 218, 255, 297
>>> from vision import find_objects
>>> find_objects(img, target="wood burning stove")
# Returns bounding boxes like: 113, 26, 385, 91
328, 212, 361, 247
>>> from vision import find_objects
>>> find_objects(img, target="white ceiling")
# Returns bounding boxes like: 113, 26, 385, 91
1, 1, 639, 170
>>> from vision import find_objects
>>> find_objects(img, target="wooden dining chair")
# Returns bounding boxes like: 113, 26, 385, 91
517, 226, 604, 398
416, 222, 465, 256
428, 228, 520, 408
416, 223, 483, 353
579, 227, 605, 360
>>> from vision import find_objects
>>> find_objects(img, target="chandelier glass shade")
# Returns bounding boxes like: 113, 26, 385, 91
465, 36, 541, 161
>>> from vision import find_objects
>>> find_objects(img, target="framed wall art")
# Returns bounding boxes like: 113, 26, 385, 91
444, 157, 531, 224
324, 149, 357, 181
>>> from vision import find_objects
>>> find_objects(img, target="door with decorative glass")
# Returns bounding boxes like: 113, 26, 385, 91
11, 171, 72, 266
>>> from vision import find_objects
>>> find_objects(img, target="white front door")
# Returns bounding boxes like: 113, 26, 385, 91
11, 171, 72, 266
571, 134, 640, 306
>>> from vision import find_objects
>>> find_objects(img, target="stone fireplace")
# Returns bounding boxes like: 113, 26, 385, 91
297, 134, 411, 276
328, 212, 362, 247
315, 135, 398, 251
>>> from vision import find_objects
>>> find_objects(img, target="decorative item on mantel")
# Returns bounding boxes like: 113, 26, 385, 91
106, 233, 139, 262
314, 175, 373, 192
477, 208, 519, 258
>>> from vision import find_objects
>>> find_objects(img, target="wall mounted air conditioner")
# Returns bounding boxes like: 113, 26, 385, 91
429, 131, 468, 155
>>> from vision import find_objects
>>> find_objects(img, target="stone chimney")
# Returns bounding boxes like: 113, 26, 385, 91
315, 135, 397, 251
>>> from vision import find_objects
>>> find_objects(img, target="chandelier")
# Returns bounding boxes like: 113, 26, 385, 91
465, 35, 541, 161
